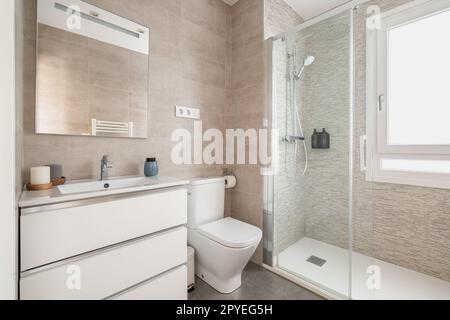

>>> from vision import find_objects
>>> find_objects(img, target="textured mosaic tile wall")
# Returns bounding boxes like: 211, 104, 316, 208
273, 0, 450, 283
353, 0, 450, 282
273, 12, 351, 254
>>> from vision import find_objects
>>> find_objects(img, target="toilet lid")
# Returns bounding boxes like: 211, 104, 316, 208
198, 218, 262, 249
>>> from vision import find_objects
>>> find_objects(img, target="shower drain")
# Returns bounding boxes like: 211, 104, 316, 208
307, 255, 327, 267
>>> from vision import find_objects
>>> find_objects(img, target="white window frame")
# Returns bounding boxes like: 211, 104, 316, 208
366, 0, 450, 189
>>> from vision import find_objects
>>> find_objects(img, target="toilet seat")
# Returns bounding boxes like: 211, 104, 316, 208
198, 217, 262, 249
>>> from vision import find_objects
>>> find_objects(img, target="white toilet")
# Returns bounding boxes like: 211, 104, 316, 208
187, 177, 262, 294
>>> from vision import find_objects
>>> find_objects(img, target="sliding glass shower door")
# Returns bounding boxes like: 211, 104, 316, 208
267, 1, 450, 300
268, 9, 354, 299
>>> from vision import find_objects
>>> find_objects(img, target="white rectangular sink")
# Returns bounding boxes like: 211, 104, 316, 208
20, 175, 189, 208
58, 177, 149, 195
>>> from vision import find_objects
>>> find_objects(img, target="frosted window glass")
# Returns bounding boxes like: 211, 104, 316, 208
387, 9, 450, 145
381, 159, 450, 174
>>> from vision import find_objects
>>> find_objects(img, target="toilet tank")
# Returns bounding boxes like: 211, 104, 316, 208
188, 177, 225, 229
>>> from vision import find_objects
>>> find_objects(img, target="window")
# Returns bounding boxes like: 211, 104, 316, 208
366, 0, 450, 189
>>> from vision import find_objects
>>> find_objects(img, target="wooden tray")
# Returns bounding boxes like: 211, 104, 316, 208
52, 177, 66, 186
26, 182, 54, 191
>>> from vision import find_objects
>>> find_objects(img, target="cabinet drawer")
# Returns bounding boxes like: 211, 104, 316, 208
21, 188, 187, 271
20, 227, 187, 300
113, 266, 187, 300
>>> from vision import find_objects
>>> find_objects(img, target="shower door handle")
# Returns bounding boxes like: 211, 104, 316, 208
378, 94, 385, 112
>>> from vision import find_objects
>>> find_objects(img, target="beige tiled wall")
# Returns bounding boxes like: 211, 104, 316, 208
21, 0, 230, 182
20, 1, 302, 261
228, 0, 265, 264
228, 0, 301, 264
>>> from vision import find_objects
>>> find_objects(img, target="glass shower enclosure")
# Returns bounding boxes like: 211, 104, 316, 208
265, 8, 355, 299
265, 1, 450, 300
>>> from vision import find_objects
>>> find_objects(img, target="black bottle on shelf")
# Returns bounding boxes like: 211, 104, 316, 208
311, 129, 320, 149
320, 129, 330, 149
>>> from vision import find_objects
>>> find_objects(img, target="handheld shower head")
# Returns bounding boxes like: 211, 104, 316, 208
304, 56, 315, 67
294, 55, 315, 80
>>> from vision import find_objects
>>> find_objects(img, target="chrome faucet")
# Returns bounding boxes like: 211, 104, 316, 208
100, 155, 113, 181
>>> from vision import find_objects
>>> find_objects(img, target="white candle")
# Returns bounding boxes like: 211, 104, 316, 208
30, 166, 51, 185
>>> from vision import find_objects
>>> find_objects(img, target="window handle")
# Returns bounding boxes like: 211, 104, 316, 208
360, 135, 367, 172
378, 94, 385, 112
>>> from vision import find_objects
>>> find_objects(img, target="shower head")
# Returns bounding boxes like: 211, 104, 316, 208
294, 56, 315, 80
304, 56, 315, 67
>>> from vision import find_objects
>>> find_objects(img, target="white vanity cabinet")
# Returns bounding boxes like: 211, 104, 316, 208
19, 183, 188, 301
112, 266, 188, 300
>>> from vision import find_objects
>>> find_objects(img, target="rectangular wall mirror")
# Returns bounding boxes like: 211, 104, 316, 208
36, 0, 149, 139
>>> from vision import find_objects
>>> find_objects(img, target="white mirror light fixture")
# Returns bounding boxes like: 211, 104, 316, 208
38, 0, 149, 54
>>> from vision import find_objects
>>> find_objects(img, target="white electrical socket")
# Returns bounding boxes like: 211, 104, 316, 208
175, 106, 201, 120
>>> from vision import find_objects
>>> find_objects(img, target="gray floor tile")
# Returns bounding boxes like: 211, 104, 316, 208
189, 263, 323, 300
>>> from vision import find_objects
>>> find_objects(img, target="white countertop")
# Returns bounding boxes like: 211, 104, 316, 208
19, 175, 189, 208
